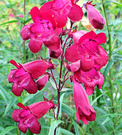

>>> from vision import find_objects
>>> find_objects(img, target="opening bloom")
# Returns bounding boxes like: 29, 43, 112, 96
21, 7, 60, 53
8, 60, 52, 96
73, 78, 96, 125
40, 0, 83, 28
65, 31, 108, 71
12, 100, 55, 134
84, 1, 106, 29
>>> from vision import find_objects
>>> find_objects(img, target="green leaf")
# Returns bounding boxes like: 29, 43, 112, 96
48, 119, 63, 135
62, 103, 75, 118
60, 128, 74, 135
4, 97, 17, 115
0, 126, 16, 135
0, 20, 19, 25
58, 93, 65, 119
72, 119, 80, 135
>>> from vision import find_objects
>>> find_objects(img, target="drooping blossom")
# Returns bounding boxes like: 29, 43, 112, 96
84, 1, 106, 29
12, 100, 55, 134
65, 31, 108, 71
73, 78, 96, 125
8, 60, 53, 96
74, 67, 104, 95
40, 0, 83, 28
66, 60, 104, 95
21, 7, 60, 53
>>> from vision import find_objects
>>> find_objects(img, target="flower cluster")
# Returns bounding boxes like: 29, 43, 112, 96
8, 0, 108, 134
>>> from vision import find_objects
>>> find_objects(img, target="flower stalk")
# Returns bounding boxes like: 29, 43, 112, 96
102, 0, 114, 113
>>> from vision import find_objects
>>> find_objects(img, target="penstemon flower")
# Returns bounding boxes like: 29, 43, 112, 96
65, 31, 108, 71
8, 0, 109, 134
8, 60, 53, 96
21, 7, 61, 53
73, 78, 96, 125
40, 0, 83, 28
12, 99, 55, 134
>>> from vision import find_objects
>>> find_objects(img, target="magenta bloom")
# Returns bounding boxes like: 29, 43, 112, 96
85, 1, 106, 29
8, 60, 52, 96
74, 67, 104, 95
40, 0, 83, 28
12, 101, 55, 134
65, 31, 108, 71
73, 78, 96, 125
21, 7, 60, 53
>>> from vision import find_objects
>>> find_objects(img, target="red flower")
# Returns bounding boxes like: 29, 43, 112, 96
74, 67, 104, 95
40, 0, 83, 28
65, 31, 108, 71
85, 1, 106, 29
12, 101, 55, 134
73, 78, 96, 125
21, 7, 60, 53
8, 60, 52, 96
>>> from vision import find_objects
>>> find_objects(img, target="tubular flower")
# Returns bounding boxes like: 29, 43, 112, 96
21, 6, 60, 53
85, 1, 106, 29
8, 60, 52, 96
65, 31, 108, 71
74, 67, 104, 95
12, 101, 55, 134
73, 78, 96, 125
40, 0, 83, 28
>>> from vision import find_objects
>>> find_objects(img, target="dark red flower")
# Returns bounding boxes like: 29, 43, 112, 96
8, 60, 52, 96
21, 7, 60, 53
12, 101, 55, 134
73, 78, 96, 125
40, 0, 83, 28
65, 31, 108, 71
85, 1, 106, 29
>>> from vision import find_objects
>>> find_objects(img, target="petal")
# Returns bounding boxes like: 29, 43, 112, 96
49, 46, 62, 58
12, 109, 23, 122
95, 33, 106, 44
22, 60, 48, 79
12, 82, 23, 96
86, 111, 96, 121
20, 24, 32, 40
8, 69, 16, 83
29, 37, 43, 53
85, 86, 94, 96
80, 56, 94, 71
70, 60, 81, 73
79, 31, 96, 43
36, 74, 49, 90
97, 72, 104, 89
44, 34, 60, 50
80, 115, 88, 125
94, 46, 108, 67
18, 120, 28, 133
21, 74, 37, 94
72, 30, 87, 43
30, 7, 42, 23
76, 109, 80, 122
65, 44, 81, 62
29, 102, 50, 119
68, 3, 83, 21
29, 118, 41, 134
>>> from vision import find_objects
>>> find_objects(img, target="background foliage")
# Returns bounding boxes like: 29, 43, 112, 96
0, 0, 122, 135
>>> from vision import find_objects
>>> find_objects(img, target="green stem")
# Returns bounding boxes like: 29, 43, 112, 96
23, 0, 26, 63
102, 0, 114, 130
